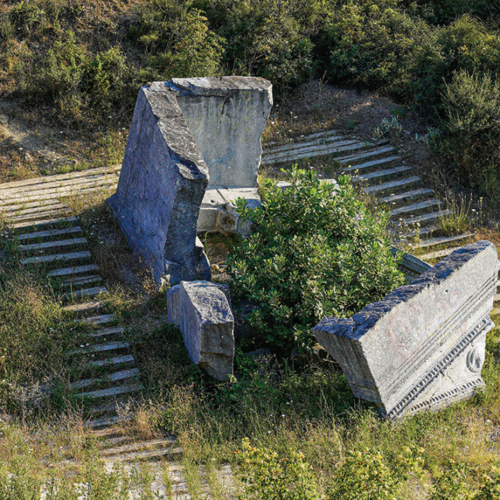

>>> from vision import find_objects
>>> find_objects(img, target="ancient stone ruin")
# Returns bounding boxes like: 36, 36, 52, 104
107, 77, 272, 285
314, 241, 498, 419
167, 281, 235, 381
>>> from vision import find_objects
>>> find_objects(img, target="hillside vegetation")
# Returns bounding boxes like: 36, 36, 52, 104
1, 0, 500, 196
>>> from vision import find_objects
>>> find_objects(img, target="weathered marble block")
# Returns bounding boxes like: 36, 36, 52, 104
168, 77, 273, 188
314, 241, 498, 419
167, 281, 235, 381
107, 82, 211, 286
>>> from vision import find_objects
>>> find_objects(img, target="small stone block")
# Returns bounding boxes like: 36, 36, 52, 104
167, 281, 235, 381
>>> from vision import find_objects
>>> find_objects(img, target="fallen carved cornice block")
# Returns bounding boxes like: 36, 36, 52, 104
314, 240, 498, 418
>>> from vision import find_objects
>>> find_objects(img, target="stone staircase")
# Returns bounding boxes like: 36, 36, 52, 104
261, 129, 475, 250
0, 169, 238, 498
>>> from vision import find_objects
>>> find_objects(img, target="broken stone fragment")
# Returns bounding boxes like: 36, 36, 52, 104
314, 240, 498, 419
167, 281, 235, 381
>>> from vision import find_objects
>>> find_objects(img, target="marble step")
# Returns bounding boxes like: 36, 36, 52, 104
264, 129, 340, 147
420, 246, 462, 261
61, 275, 102, 287
352, 166, 413, 183
48, 264, 99, 277
83, 314, 117, 326
19, 237, 88, 253
263, 134, 346, 155
87, 354, 135, 369
100, 437, 176, 457
4, 208, 71, 223
70, 368, 140, 390
0, 186, 115, 205
63, 301, 104, 313
87, 415, 125, 428
390, 199, 442, 218
89, 326, 125, 339
380, 188, 434, 206
342, 155, 402, 174
413, 232, 475, 249
0, 165, 120, 191
21, 250, 91, 265
0, 201, 66, 216
68, 340, 130, 355
79, 381, 144, 400
399, 209, 452, 227
11, 216, 78, 230
337, 145, 396, 166
262, 140, 368, 164
17, 225, 82, 242
364, 176, 422, 196
60, 286, 107, 301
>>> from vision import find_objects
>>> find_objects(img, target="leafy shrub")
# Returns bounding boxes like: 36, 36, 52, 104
235, 438, 319, 500
440, 69, 500, 196
227, 168, 405, 351
326, 447, 424, 500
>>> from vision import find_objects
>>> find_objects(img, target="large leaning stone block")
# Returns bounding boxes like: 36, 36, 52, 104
107, 82, 211, 286
313, 241, 499, 419
167, 281, 235, 381
167, 77, 273, 188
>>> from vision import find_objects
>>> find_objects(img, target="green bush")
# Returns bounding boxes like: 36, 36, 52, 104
235, 438, 319, 500
440, 69, 500, 196
227, 167, 405, 351
326, 447, 424, 500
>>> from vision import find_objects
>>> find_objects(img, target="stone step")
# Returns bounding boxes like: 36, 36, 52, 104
68, 340, 130, 355
70, 368, 140, 390
90, 326, 125, 339
91, 426, 124, 438
5, 208, 71, 223
87, 415, 124, 428
87, 354, 135, 369
0, 174, 118, 197
11, 216, 78, 230
79, 381, 144, 401
390, 199, 442, 218
0, 176, 117, 199
380, 188, 434, 206
337, 145, 397, 166
263, 134, 346, 155
61, 275, 102, 287
399, 209, 452, 227
263, 129, 340, 147
413, 232, 475, 249
364, 176, 422, 196
393, 225, 438, 243
342, 155, 402, 174
262, 140, 369, 164
48, 264, 99, 277
60, 286, 107, 301
1, 186, 116, 205
21, 250, 91, 265
63, 301, 104, 313
83, 314, 116, 326
1, 202, 66, 216
0, 165, 120, 191
0, 199, 61, 212
100, 437, 176, 456
16, 226, 82, 242
18, 237, 88, 253
352, 166, 413, 183
420, 246, 461, 261
103, 442, 182, 462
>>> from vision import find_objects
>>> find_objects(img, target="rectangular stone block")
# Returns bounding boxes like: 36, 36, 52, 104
313, 241, 499, 418
167, 281, 235, 381
168, 77, 272, 188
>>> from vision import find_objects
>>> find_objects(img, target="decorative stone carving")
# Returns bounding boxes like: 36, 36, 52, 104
167, 281, 235, 381
313, 241, 498, 419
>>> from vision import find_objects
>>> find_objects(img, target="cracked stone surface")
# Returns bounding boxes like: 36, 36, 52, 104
314, 241, 499, 418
